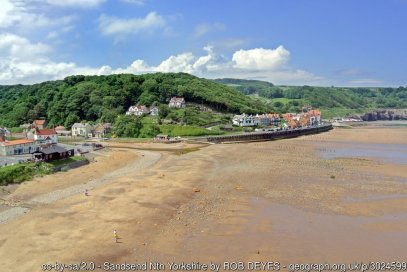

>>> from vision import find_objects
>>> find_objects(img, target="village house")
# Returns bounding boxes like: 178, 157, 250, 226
254, 113, 281, 126
72, 123, 93, 137
94, 123, 112, 138
150, 106, 159, 116
126, 105, 150, 116
307, 109, 322, 125
282, 113, 301, 128
55, 125, 71, 136
169, 97, 186, 108
32, 119, 47, 130
232, 114, 259, 127
0, 139, 38, 156
282, 108, 322, 128
0, 129, 38, 155
32, 145, 74, 162
32, 128, 58, 144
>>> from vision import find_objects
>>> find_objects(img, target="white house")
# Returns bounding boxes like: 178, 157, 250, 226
150, 106, 159, 116
255, 113, 281, 126
0, 134, 38, 155
72, 123, 93, 137
169, 97, 186, 108
33, 128, 58, 144
126, 105, 150, 116
55, 125, 71, 136
307, 109, 321, 125
232, 114, 259, 127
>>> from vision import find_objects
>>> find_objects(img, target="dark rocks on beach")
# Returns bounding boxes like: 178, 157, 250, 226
359, 109, 407, 121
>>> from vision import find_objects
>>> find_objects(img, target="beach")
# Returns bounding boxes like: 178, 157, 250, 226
0, 123, 406, 271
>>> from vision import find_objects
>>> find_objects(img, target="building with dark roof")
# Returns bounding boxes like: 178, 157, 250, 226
32, 145, 74, 162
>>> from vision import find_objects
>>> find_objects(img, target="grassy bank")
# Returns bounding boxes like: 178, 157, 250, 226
0, 162, 53, 185
0, 157, 88, 185
159, 124, 224, 137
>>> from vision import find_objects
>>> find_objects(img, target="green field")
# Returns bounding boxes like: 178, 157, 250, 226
159, 124, 224, 137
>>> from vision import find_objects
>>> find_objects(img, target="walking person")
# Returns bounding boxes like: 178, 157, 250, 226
113, 230, 118, 243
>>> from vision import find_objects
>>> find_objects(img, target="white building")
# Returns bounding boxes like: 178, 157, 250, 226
126, 105, 150, 116
150, 106, 159, 116
0, 138, 38, 156
55, 125, 71, 136
255, 113, 281, 126
72, 123, 93, 137
33, 129, 58, 144
232, 114, 259, 127
169, 97, 186, 108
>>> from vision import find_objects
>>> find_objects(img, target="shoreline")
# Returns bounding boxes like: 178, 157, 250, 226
0, 124, 406, 270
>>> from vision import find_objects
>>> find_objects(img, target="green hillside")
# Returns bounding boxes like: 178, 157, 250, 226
214, 78, 407, 118
0, 73, 270, 128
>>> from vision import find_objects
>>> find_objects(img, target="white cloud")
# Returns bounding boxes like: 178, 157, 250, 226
110, 45, 322, 85
0, 33, 52, 59
0, 0, 50, 29
0, 36, 322, 86
155, 53, 195, 73
232, 46, 290, 70
0, 0, 76, 31
194, 22, 226, 37
46, 0, 106, 8
98, 12, 166, 38
0, 33, 101, 85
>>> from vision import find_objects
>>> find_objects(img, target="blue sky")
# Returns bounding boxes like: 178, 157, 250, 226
0, 0, 406, 86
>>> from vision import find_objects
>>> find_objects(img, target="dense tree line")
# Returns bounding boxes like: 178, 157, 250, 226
0, 73, 269, 128
215, 78, 407, 117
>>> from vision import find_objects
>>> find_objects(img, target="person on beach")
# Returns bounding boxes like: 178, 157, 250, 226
85, 189, 89, 196
114, 230, 118, 243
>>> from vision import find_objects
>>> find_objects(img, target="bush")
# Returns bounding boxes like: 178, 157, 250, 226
0, 163, 53, 185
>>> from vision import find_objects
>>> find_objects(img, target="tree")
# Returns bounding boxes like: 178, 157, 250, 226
64, 114, 80, 128
273, 101, 283, 108
158, 104, 170, 119
139, 124, 161, 138
113, 115, 143, 138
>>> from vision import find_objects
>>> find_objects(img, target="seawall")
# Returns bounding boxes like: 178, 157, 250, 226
206, 123, 333, 144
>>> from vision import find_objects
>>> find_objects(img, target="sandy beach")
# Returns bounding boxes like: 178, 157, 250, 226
0, 123, 406, 271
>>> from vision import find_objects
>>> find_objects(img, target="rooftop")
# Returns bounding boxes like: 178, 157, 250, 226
35, 129, 57, 136
35, 145, 69, 155
72, 123, 91, 128
2, 139, 36, 146
33, 120, 46, 125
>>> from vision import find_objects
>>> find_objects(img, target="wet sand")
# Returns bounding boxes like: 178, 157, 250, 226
0, 125, 406, 271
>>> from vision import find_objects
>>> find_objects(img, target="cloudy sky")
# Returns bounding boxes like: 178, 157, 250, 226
0, 0, 406, 86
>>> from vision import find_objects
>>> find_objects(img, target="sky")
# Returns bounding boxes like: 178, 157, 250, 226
0, 0, 406, 86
